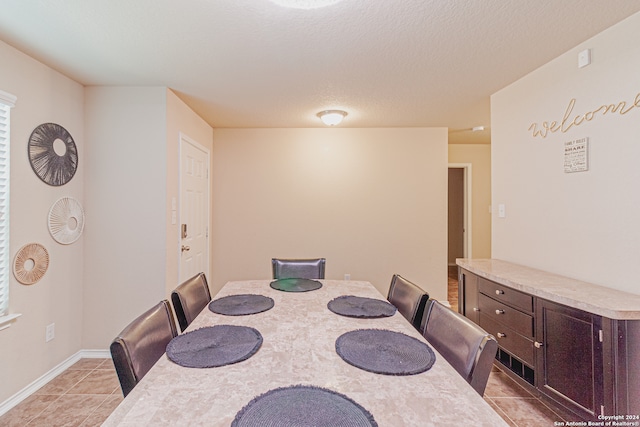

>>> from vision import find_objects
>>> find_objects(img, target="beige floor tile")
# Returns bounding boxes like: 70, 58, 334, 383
68, 358, 109, 371
34, 370, 90, 395
491, 397, 563, 427
67, 369, 121, 395
78, 394, 124, 427
0, 394, 59, 427
25, 394, 108, 427
484, 397, 518, 427
484, 370, 535, 399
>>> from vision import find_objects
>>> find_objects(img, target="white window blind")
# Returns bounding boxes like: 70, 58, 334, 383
0, 90, 16, 317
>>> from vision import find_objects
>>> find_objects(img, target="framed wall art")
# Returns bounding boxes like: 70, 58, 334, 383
28, 123, 78, 186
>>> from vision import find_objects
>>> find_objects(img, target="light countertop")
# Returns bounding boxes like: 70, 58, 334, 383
104, 279, 508, 426
456, 259, 640, 320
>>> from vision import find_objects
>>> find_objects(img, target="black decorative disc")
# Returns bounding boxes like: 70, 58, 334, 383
328, 296, 397, 318
269, 278, 322, 292
335, 329, 436, 376
232, 385, 378, 427
166, 325, 263, 368
28, 123, 78, 186
209, 294, 274, 316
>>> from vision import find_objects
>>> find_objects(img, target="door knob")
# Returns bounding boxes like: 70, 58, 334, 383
181, 245, 190, 252
496, 332, 506, 338
495, 309, 505, 315
534, 341, 544, 348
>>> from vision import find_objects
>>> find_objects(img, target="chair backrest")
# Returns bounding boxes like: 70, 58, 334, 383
421, 299, 498, 395
386, 274, 429, 330
171, 272, 212, 332
272, 258, 326, 280
110, 300, 178, 397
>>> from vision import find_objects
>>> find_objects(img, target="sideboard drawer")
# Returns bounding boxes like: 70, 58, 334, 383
479, 313, 534, 366
478, 293, 534, 337
478, 277, 533, 312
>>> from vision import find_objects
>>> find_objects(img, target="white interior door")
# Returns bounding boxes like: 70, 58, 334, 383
179, 133, 210, 282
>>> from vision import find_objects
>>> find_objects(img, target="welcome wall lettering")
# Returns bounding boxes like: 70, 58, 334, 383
528, 92, 640, 138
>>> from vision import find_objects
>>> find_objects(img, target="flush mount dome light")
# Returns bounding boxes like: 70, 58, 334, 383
270, 0, 343, 9
317, 110, 347, 126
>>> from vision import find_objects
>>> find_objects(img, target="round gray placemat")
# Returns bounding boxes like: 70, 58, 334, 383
270, 278, 322, 292
335, 329, 435, 376
209, 294, 274, 316
166, 325, 262, 368
328, 295, 397, 318
231, 385, 378, 427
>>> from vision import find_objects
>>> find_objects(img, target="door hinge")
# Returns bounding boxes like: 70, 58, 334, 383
598, 330, 604, 343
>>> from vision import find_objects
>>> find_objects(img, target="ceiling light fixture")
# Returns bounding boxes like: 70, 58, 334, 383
472, 126, 485, 132
317, 110, 347, 126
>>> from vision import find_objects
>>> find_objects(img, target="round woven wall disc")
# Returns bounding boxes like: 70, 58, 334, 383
48, 197, 85, 244
13, 243, 50, 285
28, 123, 78, 186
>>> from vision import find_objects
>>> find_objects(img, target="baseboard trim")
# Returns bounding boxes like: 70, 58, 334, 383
0, 349, 111, 417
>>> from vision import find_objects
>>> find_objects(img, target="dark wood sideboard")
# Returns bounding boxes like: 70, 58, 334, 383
457, 260, 640, 421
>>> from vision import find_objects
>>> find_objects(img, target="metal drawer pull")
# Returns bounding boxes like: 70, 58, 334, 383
496, 332, 506, 338
534, 341, 543, 348
495, 309, 505, 315
495, 289, 505, 295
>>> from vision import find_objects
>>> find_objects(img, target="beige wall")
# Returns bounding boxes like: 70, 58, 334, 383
82, 87, 214, 349
210, 128, 448, 301
82, 86, 169, 349
0, 40, 85, 402
448, 144, 492, 259
491, 12, 640, 294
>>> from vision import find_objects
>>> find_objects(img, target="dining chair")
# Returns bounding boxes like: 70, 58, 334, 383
386, 274, 430, 330
271, 258, 326, 280
421, 299, 498, 396
171, 272, 212, 332
110, 300, 178, 397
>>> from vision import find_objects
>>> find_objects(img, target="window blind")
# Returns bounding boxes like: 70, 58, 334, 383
0, 90, 16, 317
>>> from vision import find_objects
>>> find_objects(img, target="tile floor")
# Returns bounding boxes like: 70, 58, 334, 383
0, 272, 574, 427
0, 358, 122, 427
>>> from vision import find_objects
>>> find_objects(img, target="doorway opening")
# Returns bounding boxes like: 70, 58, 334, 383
448, 163, 472, 311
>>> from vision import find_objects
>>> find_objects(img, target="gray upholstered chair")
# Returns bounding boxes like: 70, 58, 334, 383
421, 299, 498, 396
171, 272, 211, 332
271, 258, 326, 280
386, 274, 429, 330
110, 300, 178, 397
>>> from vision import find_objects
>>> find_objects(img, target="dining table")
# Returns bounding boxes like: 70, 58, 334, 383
103, 279, 509, 426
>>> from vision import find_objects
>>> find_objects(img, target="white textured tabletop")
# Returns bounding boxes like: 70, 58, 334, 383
104, 279, 508, 426
457, 259, 640, 320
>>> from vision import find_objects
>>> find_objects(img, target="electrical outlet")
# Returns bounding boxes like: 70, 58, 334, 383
344, 273, 351, 280
46, 323, 55, 342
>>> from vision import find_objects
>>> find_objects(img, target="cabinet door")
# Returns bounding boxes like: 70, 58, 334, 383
536, 299, 604, 420
458, 269, 479, 323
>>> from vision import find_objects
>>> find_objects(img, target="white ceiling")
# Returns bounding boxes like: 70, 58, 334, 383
1, 0, 640, 144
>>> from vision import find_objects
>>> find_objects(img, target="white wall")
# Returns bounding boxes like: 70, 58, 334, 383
0, 40, 85, 402
491, 12, 640, 294
165, 90, 214, 296
211, 128, 449, 301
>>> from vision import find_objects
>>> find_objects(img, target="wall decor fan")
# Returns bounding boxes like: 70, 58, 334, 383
48, 197, 85, 244
28, 123, 78, 186
13, 243, 50, 285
